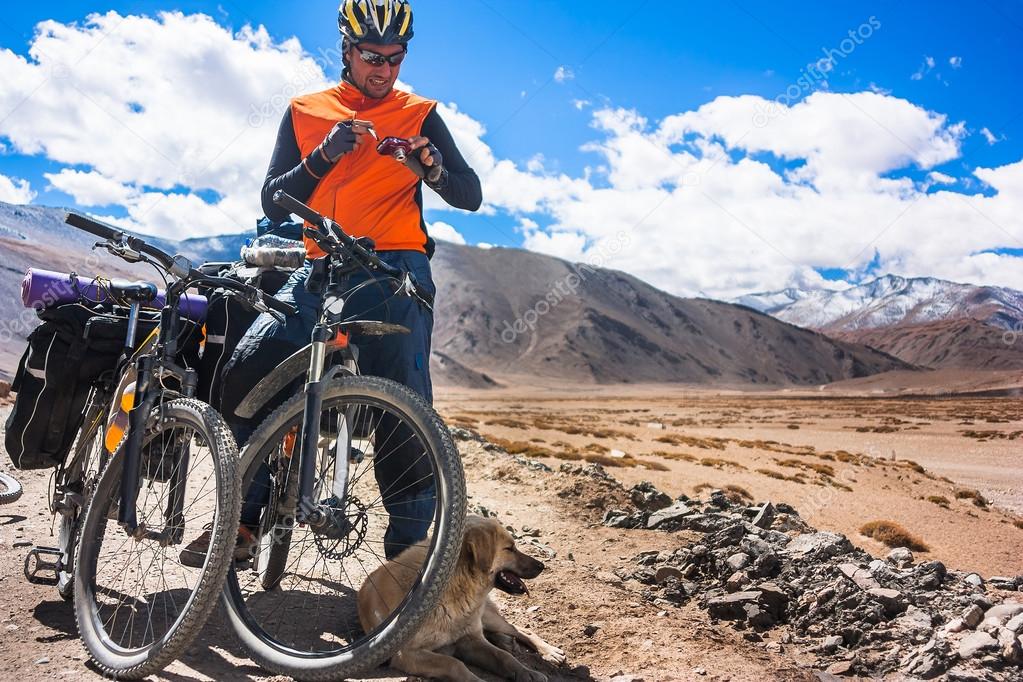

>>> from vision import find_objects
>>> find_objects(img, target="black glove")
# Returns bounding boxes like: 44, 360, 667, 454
319, 121, 358, 162
421, 143, 445, 184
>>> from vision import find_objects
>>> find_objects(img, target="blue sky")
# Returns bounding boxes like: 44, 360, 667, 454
1, 2, 1022, 296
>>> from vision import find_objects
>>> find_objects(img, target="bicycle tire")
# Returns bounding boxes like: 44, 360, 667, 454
73, 399, 240, 679
222, 375, 466, 681
258, 457, 298, 591
0, 472, 22, 505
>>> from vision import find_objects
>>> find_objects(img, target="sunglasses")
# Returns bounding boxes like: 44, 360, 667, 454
354, 45, 407, 67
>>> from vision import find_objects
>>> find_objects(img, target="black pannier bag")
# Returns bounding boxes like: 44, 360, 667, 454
5, 305, 132, 470
5, 304, 201, 471
196, 264, 292, 412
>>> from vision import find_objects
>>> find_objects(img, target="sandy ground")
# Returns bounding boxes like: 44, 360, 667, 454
1, 385, 1021, 680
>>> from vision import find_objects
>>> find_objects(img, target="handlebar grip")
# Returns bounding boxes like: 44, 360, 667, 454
65, 211, 122, 241
264, 295, 297, 317
273, 191, 325, 227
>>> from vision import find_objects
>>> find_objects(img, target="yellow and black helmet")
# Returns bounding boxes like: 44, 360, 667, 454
338, 0, 414, 45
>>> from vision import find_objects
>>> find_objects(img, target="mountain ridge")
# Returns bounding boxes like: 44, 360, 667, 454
0, 201, 911, 386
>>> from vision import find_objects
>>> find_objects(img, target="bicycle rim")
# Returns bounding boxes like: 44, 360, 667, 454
74, 399, 240, 678
223, 376, 465, 680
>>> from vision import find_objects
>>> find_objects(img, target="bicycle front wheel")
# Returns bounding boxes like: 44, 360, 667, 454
73, 399, 241, 679
223, 375, 466, 681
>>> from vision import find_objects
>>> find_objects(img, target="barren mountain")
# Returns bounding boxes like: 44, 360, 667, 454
430, 243, 910, 385
833, 318, 1023, 370
0, 202, 910, 386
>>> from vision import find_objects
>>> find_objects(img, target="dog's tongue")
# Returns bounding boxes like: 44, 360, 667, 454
496, 570, 528, 595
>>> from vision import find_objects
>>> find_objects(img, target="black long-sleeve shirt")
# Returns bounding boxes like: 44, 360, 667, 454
260, 106, 483, 242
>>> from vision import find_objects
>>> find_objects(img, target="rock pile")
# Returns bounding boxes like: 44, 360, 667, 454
601, 480, 1023, 680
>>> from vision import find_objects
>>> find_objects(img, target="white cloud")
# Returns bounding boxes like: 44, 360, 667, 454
428, 220, 466, 245
926, 171, 955, 186
0, 173, 36, 203
554, 66, 575, 83
949, 56, 962, 69
572, 99, 591, 111
44, 169, 136, 206
911, 55, 936, 81
2, 12, 1022, 299
0, 11, 332, 237
980, 127, 1000, 145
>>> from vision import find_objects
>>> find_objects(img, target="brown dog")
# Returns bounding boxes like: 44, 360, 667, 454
358, 515, 566, 681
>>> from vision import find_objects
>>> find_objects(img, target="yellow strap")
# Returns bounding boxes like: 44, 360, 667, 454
398, 3, 412, 36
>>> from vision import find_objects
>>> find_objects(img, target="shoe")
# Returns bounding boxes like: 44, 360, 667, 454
179, 524, 257, 568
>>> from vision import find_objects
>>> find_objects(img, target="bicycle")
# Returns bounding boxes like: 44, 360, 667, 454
220, 190, 467, 681
40, 211, 295, 679
0, 470, 22, 505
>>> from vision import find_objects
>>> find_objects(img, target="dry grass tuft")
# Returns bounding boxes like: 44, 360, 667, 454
860, 520, 930, 552
649, 450, 698, 463
693, 483, 714, 494
954, 488, 988, 507
723, 484, 753, 503
700, 457, 748, 471
927, 495, 950, 508
654, 433, 727, 450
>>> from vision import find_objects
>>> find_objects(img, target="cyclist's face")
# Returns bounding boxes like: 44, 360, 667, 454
348, 42, 404, 99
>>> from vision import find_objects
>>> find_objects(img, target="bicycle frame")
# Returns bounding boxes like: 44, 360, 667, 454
295, 258, 360, 529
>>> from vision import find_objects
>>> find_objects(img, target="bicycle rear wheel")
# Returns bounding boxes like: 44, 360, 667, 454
223, 375, 466, 681
0, 472, 22, 505
73, 399, 240, 679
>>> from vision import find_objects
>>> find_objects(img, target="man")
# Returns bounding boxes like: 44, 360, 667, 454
181, 0, 481, 566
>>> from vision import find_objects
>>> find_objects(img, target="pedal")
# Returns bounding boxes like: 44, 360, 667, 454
24, 547, 62, 586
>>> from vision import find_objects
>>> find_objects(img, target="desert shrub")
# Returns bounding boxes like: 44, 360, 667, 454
654, 434, 727, 450
860, 521, 929, 552
756, 468, 787, 480
954, 488, 988, 507
1014, 519, 1023, 530
723, 484, 752, 503
927, 495, 950, 508
638, 459, 671, 472
649, 450, 697, 462
693, 483, 714, 494
700, 458, 748, 471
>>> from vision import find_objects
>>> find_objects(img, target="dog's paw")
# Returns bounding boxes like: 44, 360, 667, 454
515, 669, 547, 682
538, 643, 566, 666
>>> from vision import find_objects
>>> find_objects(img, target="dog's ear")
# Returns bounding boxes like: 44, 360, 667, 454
462, 522, 497, 575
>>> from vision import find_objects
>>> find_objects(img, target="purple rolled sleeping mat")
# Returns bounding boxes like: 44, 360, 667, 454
21, 269, 208, 322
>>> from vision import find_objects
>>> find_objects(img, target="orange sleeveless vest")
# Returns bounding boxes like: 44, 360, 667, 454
291, 82, 437, 257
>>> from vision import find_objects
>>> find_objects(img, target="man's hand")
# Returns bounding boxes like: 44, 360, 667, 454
408, 136, 445, 183
320, 120, 376, 162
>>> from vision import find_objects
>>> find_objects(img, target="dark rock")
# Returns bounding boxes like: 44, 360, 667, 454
785, 532, 853, 560
629, 481, 673, 512
583, 623, 600, 637
962, 604, 984, 629
655, 566, 684, 584
886, 547, 914, 568
602, 509, 647, 529
646, 502, 694, 530
707, 591, 762, 621
726, 553, 751, 572
752, 502, 776, 529
634, 550, 660, 566
867, 588, 906, 616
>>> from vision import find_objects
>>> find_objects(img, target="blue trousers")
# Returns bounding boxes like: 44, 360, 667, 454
221, 251, 436, 559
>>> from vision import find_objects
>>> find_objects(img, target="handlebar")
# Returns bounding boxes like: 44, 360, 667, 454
65, 211, 178, 273
272, 191, 434, 308
63, 212, 298, 320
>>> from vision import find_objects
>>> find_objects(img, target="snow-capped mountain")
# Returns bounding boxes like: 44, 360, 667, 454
736, 274, 1023, 332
